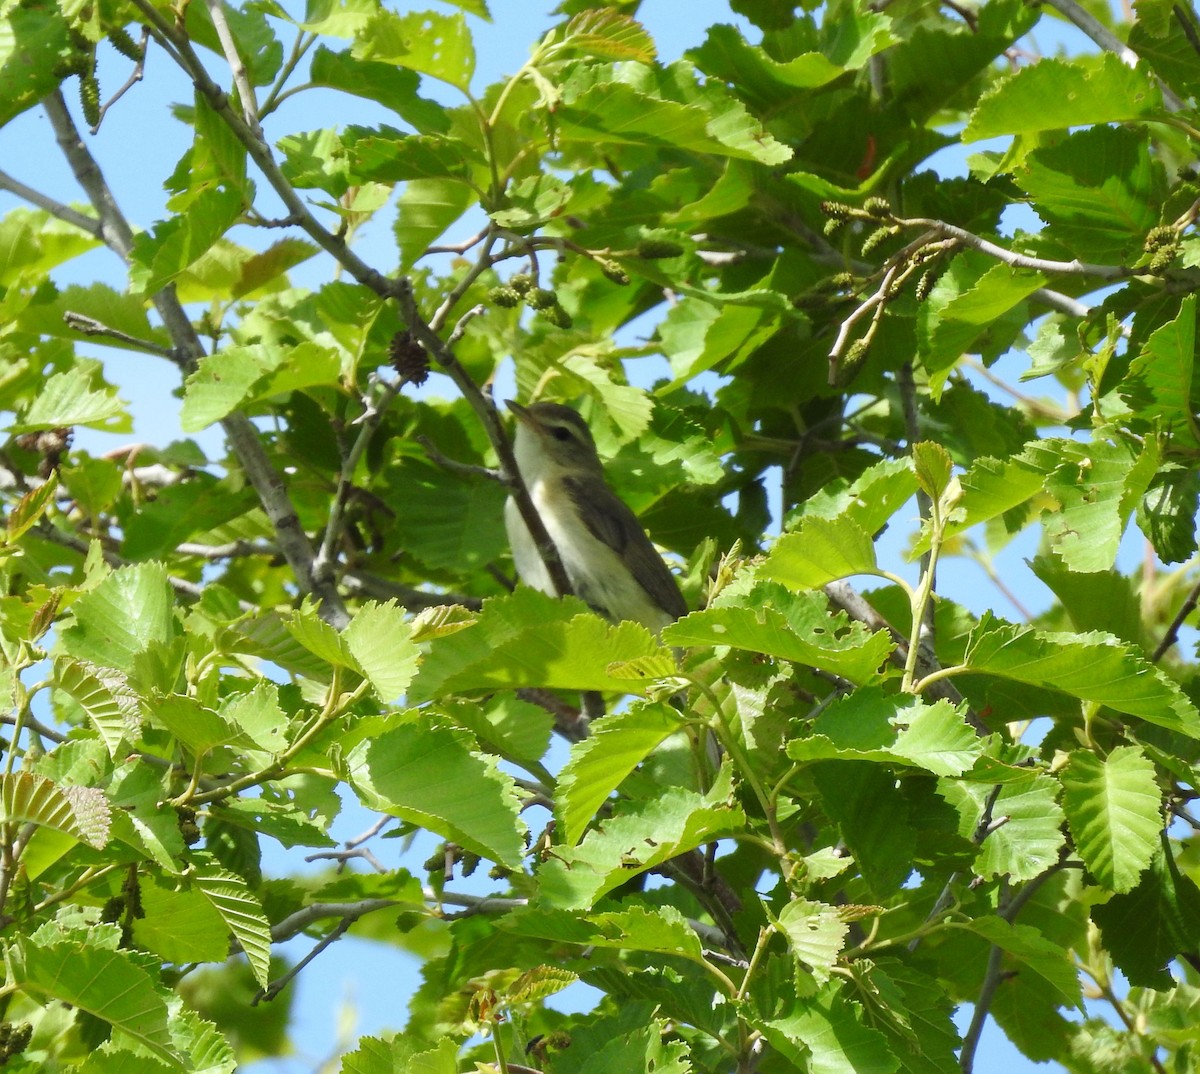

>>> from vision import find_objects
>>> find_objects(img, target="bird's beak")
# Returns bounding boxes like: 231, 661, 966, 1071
506, 400, 534, 427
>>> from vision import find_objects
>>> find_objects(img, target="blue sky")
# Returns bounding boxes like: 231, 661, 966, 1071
0, 2, 1123, 1071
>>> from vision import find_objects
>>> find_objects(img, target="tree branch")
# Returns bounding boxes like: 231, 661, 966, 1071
42, 88, 349, 626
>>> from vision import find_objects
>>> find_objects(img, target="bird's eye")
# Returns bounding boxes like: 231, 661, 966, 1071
551, 426, 573, 442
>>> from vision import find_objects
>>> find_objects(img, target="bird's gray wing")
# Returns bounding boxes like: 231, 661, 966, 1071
562, 476, 688, 621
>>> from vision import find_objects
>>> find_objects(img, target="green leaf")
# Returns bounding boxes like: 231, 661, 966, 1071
308, 45, 449, 132
538, 779, 745, 909
795, 456, 918, 539
939, 773, 1065, 882
1123, 294, 1200, 448
1029, 557, 1145, 646
759, 516, 879, 589
666, 587, 893, 685
557, 60, 793, 166
408, 589, 664, 702
1020, 125, 1161, 262
386, 462, 508, 572
343, 127, 483, 184
504, 965, 579, 1005
966, 52, 1161, 140
4, 937, 184, 1068
911, 442, 953, 502
1060, 746, 1161, 893
345, 712, 526, 867
556, 702, 683, 847
776, 900, 849, 984
917, 256, 1046, 390
128, 185, 246, 295
58, 563, 178, 673
789, 689, 981, 777
352, 9, 475, 92
53, 658, 144, 756
438, 695, 553, 773
963, 917, 1081, 1005
131, 875, 229, 967
192, 854, 273, 990
339, 1034, 461, 1074
394, 176, 476, 270
961, 616, 1200, 735
1039, 435, 1160, 572
0, 771, 109, 849
758, 982, 899, 1074
813, 761, 916, 896
1092, 838, 1200, 988
180, 341, 340, 431
13, 360, 130, 433
342, 600, 421, 701
557, 10, 657, 63
0, 4, 70, 127
912, 451, 1044, 556
151, 695, 242, 755
6, 473, 58, 542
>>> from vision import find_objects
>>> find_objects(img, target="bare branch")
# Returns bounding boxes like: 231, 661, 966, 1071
0, 169, 102, 238
204, 0, 262, 134
43, 88, 349, 626
63, 311, 177, 359
1152, 577, 1200, 662
93, 27, 150, 132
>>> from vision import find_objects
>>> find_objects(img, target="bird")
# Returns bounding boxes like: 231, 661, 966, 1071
503, 400, 687, 633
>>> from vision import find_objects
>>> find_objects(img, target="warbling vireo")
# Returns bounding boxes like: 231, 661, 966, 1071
504, 401, 687, 633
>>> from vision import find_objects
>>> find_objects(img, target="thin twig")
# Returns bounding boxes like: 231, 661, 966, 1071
63, 311, 176, 359
93, 27, 150, 132
1152, 578, 1200, 662
204, 0, 262, 134
0, 170, 102, 237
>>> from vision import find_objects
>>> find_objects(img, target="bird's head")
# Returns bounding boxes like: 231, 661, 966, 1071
506, 401, 604, 480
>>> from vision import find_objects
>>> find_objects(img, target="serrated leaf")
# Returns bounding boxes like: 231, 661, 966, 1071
557, 60, 792, 166
966, 53, 1160, 139
558, 10, 656, 63
796, 456, 918, 538
940, 773, 1065, 881
666, 586, 893, 685
346, 713, 526, 867
58, 562, 178, 672
789, 689, 980, 777
408, 589, 664, 702
343, 600, 421, 701
128, 185, 245, 295
760, 516, 879, 589
53, 658, 144, 756
538, 780, 745, 909
394, 176, 476, 270
962, 616, 1200, 736
6, 473, 58, 542
964, 917, 1081, 1005
180, 341, 340, 431
1092, 837, 1200, 988
1060, 746, 1161, 893
308, 45, 450, 132
1020, 125, 1161, 262
504, 965, 579, 1005
131, 875, 229, 966
1123, 294, 1200, 447
13, 362, 129, 433
4, 938, 183, 1068
557, 702, 683, 846
0, 771, 109, 849
776, 900, 849, 984
352, 9, 475, 91
758, 982, 899, 1074
192, 855, 273, 989
912, 442, 953, 502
